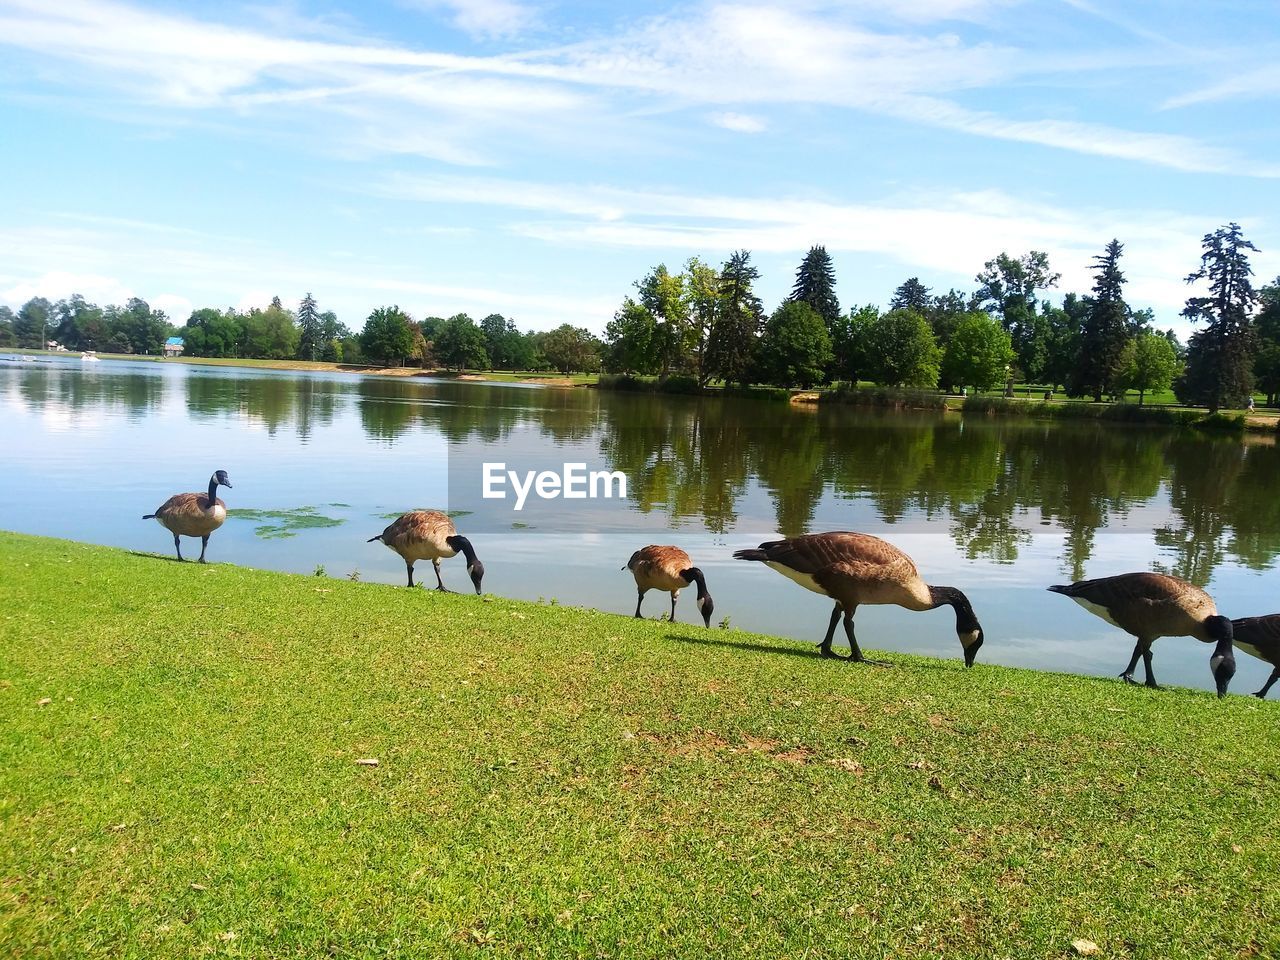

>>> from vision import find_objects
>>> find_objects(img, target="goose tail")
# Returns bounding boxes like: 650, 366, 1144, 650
141, 513, 156, 520
367, 534, 383, 543
733, 548, 769, 562
1047, 584, 1073, 595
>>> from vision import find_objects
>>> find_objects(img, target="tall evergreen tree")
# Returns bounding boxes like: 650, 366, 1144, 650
1071, 239, 1131, 401
790, 246, 840, 331
296, 292, 322, 361
889, 277, 931, 313
1175, 223, 1260, 413
707, 250, 763, 386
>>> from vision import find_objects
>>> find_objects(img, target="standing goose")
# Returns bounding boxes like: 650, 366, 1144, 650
625, 545, 714, 627
1047, 573, 1236, 696
733, 532, 984, 665
142, 470, 232, 563
1228, 615, 1280, 699
369, 510, 484, 593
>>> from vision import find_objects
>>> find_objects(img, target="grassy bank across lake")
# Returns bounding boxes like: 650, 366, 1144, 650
2, 532, 1278, 958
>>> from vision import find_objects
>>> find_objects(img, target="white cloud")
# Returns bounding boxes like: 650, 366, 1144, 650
150, 294, 192, 321
377, 172, 1280, 322
0, 0, 1269, 176
407, 0, 537, 38
1, 270, 135, 307
711, 111, 766, 133
1163, 63, 1280, 109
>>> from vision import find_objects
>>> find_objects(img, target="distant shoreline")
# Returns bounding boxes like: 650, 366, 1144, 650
7, 348, 1277, 435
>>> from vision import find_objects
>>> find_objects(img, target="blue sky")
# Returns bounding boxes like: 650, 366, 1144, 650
0, 0, 1276, 335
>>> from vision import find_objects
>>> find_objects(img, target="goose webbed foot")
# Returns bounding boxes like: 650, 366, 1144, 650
1254, 690, 1268, 699
818, 645, 842, 659
1145, 679, 1162, 690
1120, 672, 1138, 685
435, 585, 453, 593
849, 655, 891, 667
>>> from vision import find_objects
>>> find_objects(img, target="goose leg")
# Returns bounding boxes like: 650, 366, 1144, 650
670, 592, 678, 623
1140, 642, 1161, 689
433, 558, 450, 592
1254, 666, 1279, 699
634, 589, 645, 618
173, 534, 184, 562
819, 605, 842, 658
843, 607, 889, 666
1119, 638, 1144, 685
198, 535, 210, 563
405, 561, 415, 588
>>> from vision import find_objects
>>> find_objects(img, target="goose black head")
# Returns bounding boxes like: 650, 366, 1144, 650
1206, 614, 1235, 698
697, 592, 715, 629
682, 567, 714, 628
214, 469, 232, 489
468, 558, 485, 595
961, 626, 984, 668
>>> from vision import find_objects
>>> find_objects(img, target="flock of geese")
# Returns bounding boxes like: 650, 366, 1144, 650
144, 470, 1280, 700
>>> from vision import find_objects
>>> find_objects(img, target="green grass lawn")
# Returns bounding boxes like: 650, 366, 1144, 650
2, 533, 1278, 959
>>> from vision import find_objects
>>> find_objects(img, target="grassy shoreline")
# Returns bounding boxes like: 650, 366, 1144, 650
2, 532, 1277, 958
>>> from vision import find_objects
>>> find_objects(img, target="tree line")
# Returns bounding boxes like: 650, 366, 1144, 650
2, 223, 1273, 405
603, 224, 1277, 411
0, 293, 606, 375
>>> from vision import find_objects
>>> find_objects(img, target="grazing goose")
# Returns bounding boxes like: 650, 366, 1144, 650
1229, 615, 1280, 699
1047, 573, 1235, 696
369, 510, 484, 593
734, 532, 984, 665
624, 545, 714, 627
142, 469, 232, 563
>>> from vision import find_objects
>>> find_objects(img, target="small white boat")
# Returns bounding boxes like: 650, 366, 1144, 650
81, 351, 101, 362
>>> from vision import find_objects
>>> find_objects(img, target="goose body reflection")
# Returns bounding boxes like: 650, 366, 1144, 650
369, 510, 484, 593
625, 545, 714, 627
1047, 573, 1236, 696
734, 532, 984, 665
142, 469, 232, 563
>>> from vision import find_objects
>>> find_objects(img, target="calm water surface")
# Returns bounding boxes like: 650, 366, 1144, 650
4, 355, 1279, 693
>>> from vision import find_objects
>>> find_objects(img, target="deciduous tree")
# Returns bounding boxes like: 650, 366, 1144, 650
360, 306, 415, 366
940, 312, 1014, 393
974, 251, 1060, 383
1117, 332, 1179, 405
752, 301, 832, 388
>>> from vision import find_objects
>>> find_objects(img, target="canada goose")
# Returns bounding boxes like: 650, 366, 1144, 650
1047, 573, 1236, 697
142, 469, 232, 563
368, 510, 484, 593
1228, 615, 1280, 698
624, 545, 714, 627
733, 532, 984, 665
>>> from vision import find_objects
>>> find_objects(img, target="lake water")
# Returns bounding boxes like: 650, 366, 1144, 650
4, 354, 1279, 694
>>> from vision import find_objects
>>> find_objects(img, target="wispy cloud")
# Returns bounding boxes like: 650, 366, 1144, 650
0, 0, 1271, 176
710, 111, 766, 133
404, 0, 538, 38
376, 171, 1276, 318
1163, 63, 1280, 109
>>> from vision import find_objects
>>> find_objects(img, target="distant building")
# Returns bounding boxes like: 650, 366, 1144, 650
163, 337, 185, 357
46, 340, 67, 352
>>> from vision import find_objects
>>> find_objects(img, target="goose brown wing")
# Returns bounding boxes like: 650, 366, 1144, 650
381, 510, 456, 548
754, 532, 917, 577
1057, 573, 1208, 608
154, 492, 204, 518
631, 545, 692, 578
